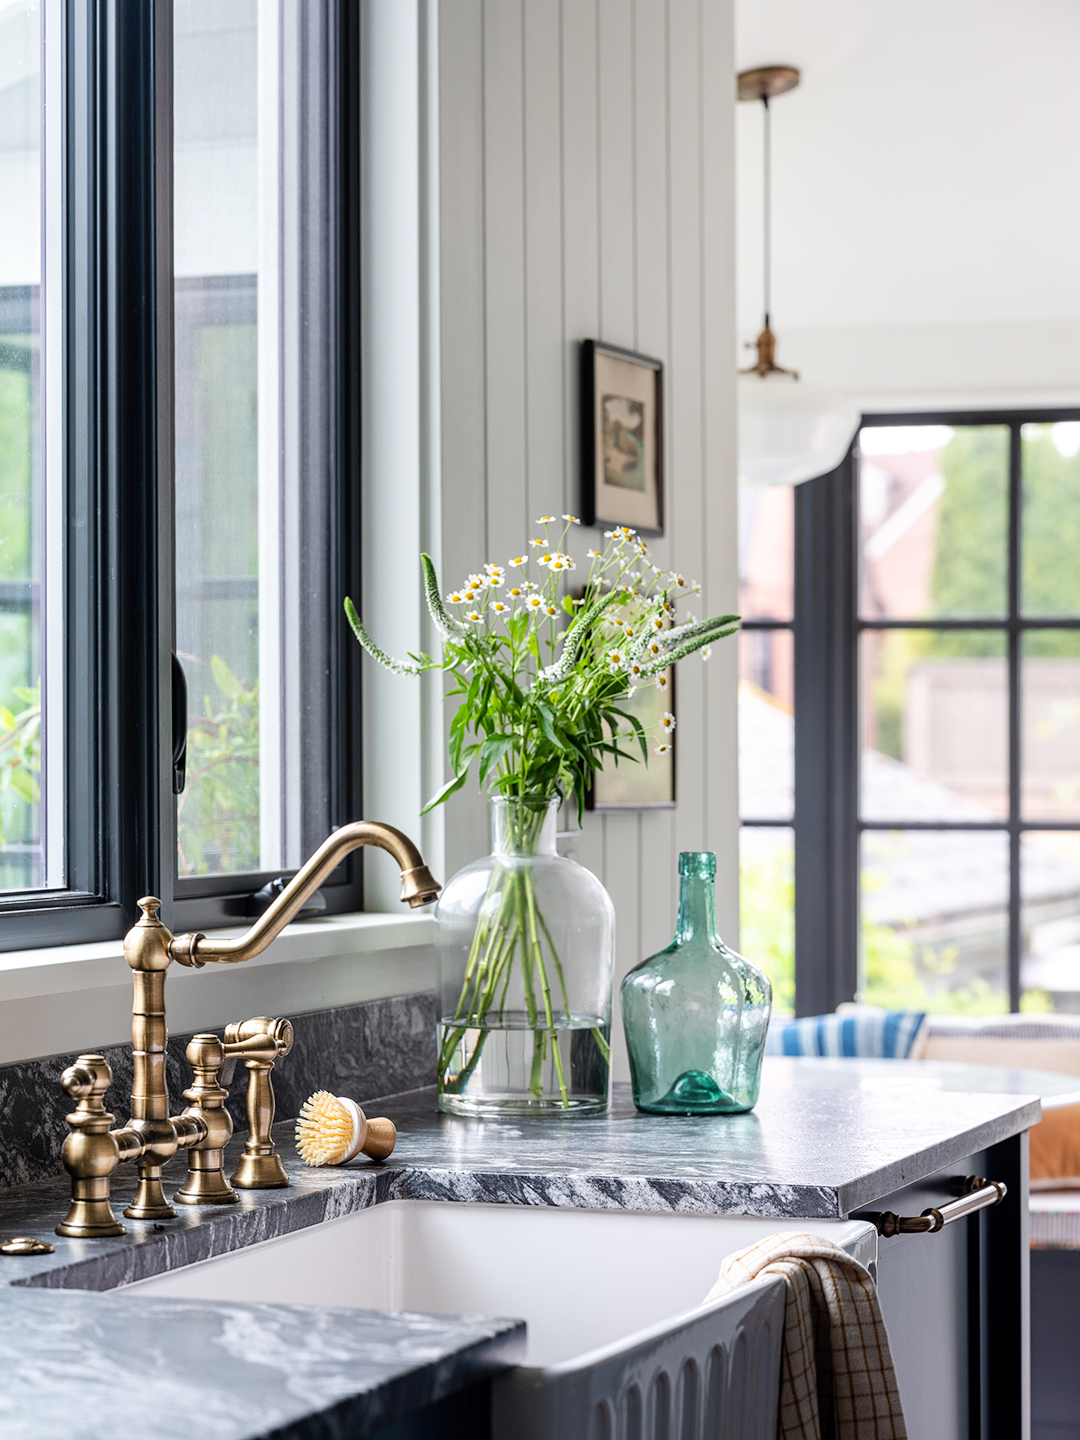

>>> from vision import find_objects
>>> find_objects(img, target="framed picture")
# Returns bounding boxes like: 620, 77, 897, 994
580, 340, 664, 536
588, 668, 675, 810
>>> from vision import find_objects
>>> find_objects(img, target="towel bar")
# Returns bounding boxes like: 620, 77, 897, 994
861, 1175, 1007, 1237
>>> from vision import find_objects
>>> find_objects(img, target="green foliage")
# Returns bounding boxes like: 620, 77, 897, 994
176, 656, 260, 876
739, 832, 794, 1014
930, 425, 1009, 625
346, 522, 738, 816
0, 683, 39, 846
1021, 427, 1080, 628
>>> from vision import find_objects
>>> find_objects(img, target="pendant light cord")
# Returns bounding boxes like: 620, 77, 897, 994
762, 94, 771, 329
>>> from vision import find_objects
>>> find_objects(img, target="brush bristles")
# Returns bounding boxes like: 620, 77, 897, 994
296, 1090, 354, 1166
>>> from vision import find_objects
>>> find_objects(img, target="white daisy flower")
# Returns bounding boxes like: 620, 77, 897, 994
613, 526, 637, 540
628, 661, 644, 680
623, 626, 634, 639
485, 563, 506, 581
529, 538, 546, 548
648, 640, 664, 657
660, 712, 676, 733
537, 553, 555, 567
508, 585, 524, 598
670, 573, 687, 588
654, 743, 672, 756
465, 610, 484, 623
700, 646, 713, 662
544, 603, 558, 617
587, 548, 603, 559
447, 591, 466, 605
467, 573, 485, 588
508, 556, 528, 567
536, 515, 556, 524
655, 673, 670, 691
651, 615, 665, 632
603, 530, 614, 539
525, 595, 544, 611
549, 555, 575, 572
606, 649, 626, 672
562, 514, 580, 523
491, 600, 509, 614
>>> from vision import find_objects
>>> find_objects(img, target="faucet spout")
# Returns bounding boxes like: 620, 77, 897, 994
171, 821, 441, 968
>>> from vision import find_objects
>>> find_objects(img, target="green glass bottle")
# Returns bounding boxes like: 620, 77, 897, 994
621, 851, 771, 1114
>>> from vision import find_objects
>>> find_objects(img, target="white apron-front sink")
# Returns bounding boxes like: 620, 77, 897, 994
123, 1201, 877, 1439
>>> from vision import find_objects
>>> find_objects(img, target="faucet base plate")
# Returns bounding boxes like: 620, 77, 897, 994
231, 1152, 290, 1189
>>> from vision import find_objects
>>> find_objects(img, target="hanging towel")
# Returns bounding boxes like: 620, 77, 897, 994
705, 1232, 907, 1440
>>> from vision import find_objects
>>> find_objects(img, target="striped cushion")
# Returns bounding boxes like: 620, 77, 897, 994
765, 1010, 926, 1060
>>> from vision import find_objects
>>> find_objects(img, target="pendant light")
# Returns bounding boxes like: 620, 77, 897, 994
737, 66, 859, 488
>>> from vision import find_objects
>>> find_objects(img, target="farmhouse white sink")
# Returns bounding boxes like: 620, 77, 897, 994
124, 1201, 877, 1439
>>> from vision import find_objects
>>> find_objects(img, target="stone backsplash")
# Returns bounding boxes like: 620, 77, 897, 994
0, 991, 438, 1190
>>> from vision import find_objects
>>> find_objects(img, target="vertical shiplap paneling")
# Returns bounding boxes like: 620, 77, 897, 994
558, 0, 606, 887
437, 0, 737, 1050
596, 0, 643, 1079
482, 0, 529, 562
666, 0, 708, 866
522, 0, 565, 529
438, 0, 490, 878
633, 0, 676, 964
699, 0, 740, 936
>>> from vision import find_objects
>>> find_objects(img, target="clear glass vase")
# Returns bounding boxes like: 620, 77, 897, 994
621, 850, 771, 1114
434, 795, 614, 1116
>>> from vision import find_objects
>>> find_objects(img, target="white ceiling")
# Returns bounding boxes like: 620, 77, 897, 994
736, 0, 1080, 336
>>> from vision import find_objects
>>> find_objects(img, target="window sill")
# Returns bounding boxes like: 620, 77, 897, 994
0, 910, 435, 1004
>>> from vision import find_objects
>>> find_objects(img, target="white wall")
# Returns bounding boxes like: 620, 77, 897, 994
3, 0, 740, 1073
436, 0, 739, 1080
735, 0, 1080, 409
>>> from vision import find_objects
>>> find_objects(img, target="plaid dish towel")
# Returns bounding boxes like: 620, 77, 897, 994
705, 1232, 907, 1440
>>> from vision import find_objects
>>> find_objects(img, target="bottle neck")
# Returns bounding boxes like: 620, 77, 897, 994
491, 796, 559, 858
675, 873, 718, 943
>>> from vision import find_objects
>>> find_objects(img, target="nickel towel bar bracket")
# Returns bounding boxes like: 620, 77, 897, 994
860, 1175, 1007, 1238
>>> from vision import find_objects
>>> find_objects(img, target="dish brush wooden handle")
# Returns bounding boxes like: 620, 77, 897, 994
360, 1116, 397, 1160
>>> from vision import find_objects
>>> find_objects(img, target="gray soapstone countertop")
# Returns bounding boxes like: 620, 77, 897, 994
0, 1065, 1040, 1298
0, 1060, 1039, 1439
0, 1286, 524, 1440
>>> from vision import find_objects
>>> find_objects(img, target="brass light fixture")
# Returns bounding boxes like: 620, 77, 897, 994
736, 65, 859, 487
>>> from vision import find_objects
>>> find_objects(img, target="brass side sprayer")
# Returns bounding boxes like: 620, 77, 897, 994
55, 822, 440, 1239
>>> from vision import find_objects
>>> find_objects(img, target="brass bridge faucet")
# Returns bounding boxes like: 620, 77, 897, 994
55, 822, 440, 1239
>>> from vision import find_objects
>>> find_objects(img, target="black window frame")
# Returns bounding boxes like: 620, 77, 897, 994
743, 405, 1080, 1016
0, 0, 364, 952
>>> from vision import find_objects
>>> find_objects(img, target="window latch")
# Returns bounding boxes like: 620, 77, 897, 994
172, 653, 188, 796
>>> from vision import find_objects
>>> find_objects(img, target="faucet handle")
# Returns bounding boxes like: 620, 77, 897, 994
55, 1055, 135, 1238
224, 1017, 293, 1190
172, 1034, 238, 1207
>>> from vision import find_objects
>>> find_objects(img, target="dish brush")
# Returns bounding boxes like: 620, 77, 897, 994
295, 1091, 397, 1166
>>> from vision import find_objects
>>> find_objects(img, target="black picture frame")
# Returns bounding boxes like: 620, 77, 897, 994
580, 340, 664, 536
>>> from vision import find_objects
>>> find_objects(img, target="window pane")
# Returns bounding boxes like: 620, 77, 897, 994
1022, 423, 1080, 618
1022, 630, 1080, 821
1022, 832, 1080, 1012
174, 2, 262, 877
860, 629, 1008, 821
859, 424, 1008, 621
739, 640, 793, 822
740, 826, 793, 1015
860, 829, 1008, 1013
0, 0, 56, 892
738, 482, 793, 620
